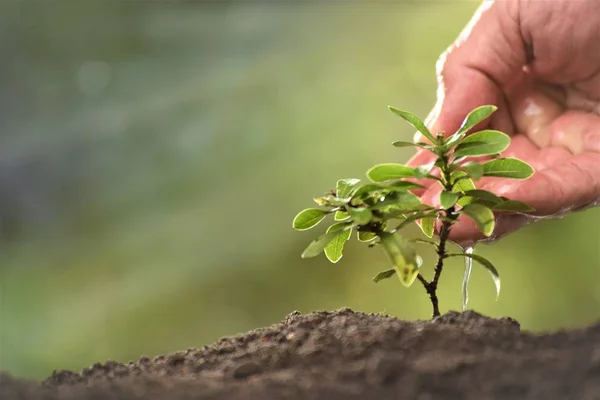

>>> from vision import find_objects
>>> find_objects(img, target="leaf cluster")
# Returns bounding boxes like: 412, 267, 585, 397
293, 105, 535, 306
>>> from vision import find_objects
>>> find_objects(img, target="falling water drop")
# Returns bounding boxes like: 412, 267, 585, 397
461, 246, 475, 312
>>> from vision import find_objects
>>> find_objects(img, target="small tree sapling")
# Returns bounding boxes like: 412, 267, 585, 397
292, 105, 535, 318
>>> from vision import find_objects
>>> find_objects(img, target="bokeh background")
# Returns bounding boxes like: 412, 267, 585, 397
1, 0, 599, 380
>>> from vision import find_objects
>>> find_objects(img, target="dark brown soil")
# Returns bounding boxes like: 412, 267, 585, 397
2, 308, 600, 400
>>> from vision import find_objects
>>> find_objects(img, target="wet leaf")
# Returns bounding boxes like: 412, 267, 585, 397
370, 191, 422, 212
373, 268, 397, 283
336, 178, 361, 199
453, 130, 510, 157
440, 190, 460, 209
482, 158, 535, 179
301, 223, 353, 259
460, 203, 495, 237
324, 223, 353, 263
293, 208, 328, 231
380, 232, 420, 287
367, 163, 416, 182
388, 106, 438, 144
447, 252, 501, 299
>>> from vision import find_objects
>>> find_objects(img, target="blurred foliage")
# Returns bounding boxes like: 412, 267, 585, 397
0, 0, 598, 380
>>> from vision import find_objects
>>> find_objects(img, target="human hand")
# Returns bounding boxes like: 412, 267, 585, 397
408, 0, 600, 247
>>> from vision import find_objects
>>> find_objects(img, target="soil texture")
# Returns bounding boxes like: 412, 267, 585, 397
2, 308, 600, 400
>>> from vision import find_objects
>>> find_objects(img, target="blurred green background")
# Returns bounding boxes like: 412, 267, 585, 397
0, 0, 599, 380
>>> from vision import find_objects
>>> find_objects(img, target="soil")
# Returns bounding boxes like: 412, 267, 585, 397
2, 308, 600, 400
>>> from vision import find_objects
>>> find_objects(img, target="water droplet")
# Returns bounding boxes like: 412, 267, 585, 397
461, 246, 474, 312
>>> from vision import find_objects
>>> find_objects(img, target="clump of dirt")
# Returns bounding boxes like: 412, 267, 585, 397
2, 308, 600, 400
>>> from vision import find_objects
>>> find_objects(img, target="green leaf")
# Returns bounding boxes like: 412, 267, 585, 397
453, 130, 510, 158
491, 200, 534, 212
457, 189, 502, 207
379, 232, 420, 287
334, 210, 350, 221
440, 190, 460, 209
456, 105, 498, 135
460, 161, 484, 180
336, 178, 361, 199
392, 141, 433, 149
413, 164, 434, 179
373, 268, 397, 283
450, 171, 476, 193
313, 195, 348, 207
460, 203, 495, 237
301, 223, 353, 259
348, 207, 372, 225
358, 230, 378, 242
367, 163, 416, 182
388, 181, 426, 191
393, 211, 435, 231
388, 106, 438, 144
482, 158, 535, 179
324, 223, 353, 263
418, 216, 436, 238
371, 191, 424, 214
447, 252, 501, 299
293, 208, 328, 231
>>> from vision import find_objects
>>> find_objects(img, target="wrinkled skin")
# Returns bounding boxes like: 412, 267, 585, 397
409, 0, 600, 247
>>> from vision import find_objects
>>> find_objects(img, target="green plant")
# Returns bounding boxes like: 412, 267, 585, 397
292, 105, 535, 318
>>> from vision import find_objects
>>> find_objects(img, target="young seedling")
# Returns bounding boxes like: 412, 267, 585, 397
292, 105, 535, 318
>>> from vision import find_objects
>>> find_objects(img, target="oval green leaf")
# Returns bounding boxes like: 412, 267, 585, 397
440, 190, 460, 209
348, 207, 372, 225
293, 208, 328, 231
482, 158, 534, 179
373, 268, 397, 283
367, 163, 416, 182
358, 230, 377, 242
324, 223, 353, 263
457, 189, 502, 207
388, 106, 438, 144
300, 223, 353, 259
451, 171, 476, 193
418, 216, 436, 238
371, 191, 423, 214
491, 200, 534, 212
380, 232, 420, 287
334, 210, 350, 221
453, 130, 510, 158
447, 252, 501, 299
456, 105, 498, 135
461, 161, 484, 180
460, 203, 495, 237
336, 178, 361, 199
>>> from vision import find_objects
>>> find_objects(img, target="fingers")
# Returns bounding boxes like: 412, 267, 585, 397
425, 0, 526, 137
495, 152, 600, 216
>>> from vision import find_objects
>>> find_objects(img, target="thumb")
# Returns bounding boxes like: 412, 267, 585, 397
425, 1, 528, 137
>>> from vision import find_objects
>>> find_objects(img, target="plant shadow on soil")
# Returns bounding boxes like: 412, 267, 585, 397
2, 308, 600, 400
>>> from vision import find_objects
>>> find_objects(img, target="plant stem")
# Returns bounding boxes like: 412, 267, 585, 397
419, 153, 458, 318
